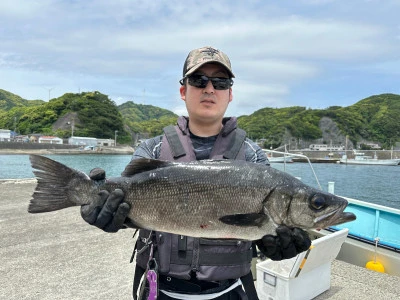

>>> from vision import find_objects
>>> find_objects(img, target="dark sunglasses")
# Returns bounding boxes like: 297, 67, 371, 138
179, 75, 233, 90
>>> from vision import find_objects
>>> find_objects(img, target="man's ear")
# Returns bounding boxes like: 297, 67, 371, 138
180, 85, 186, 101
229, 88, 233, 103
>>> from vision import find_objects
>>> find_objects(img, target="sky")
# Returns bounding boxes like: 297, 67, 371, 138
1, 0, 400, 117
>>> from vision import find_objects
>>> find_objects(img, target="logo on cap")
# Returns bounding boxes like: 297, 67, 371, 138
201, 47, 219, 57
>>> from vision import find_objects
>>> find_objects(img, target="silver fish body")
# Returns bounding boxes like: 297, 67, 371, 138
28, 155, 356, 240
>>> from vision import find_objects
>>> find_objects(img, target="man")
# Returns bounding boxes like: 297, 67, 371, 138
81, 46, 311, 299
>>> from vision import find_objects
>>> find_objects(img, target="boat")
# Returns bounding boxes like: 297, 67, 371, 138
339, 151, 400, 166
310, 196, 400, 277
266, 155, 294, 163
255, 198, 400, 299
263, 146, 294, 163
259, 152, 400, 277
309, 160, 400, 276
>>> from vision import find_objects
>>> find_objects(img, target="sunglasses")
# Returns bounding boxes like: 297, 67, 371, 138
179, 75, 233, 90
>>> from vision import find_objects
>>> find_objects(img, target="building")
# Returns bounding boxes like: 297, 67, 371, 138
309, 144, 345, 151
68, 136, 97, 147
14, 135, 30, 142
38, 136, 63, 144
97, 138, 115, 147
363, 143, 381, 150
0, 129, 11, 142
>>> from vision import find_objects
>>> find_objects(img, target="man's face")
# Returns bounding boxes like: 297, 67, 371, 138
180, 63, 233, 123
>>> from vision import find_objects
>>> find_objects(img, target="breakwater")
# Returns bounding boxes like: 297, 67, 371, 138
290, 150, 400, 162
0, 142, 134, 155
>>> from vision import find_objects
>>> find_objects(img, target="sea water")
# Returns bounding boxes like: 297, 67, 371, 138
0, 154, 399, 210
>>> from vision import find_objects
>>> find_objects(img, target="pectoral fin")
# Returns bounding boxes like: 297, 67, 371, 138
219, 213, 269, 227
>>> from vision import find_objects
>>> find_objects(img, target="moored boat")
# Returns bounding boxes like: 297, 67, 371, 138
266, 155, 294, 163
340, 151, 400, 166
263, 148, 294, 163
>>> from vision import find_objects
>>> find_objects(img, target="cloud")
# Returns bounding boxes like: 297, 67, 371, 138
0, 0, 399, 116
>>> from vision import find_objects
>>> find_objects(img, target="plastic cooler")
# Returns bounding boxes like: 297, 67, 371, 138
256, 228, 349, 300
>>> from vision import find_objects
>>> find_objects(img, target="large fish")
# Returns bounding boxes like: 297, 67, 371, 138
28, 154, 356, 240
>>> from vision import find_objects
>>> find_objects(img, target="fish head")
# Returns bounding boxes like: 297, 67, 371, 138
265, 185, 356, 229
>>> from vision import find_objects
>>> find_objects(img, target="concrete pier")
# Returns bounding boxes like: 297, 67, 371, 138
1, 179, 135, 300
1, 180, 399, 299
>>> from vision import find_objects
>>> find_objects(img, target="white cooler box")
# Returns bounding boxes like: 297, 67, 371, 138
256, 228, 349, 300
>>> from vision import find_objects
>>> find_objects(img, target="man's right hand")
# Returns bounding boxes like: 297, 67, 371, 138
80, 167, 130, 233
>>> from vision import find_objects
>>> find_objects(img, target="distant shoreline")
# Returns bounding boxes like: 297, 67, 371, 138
0, 145, 135, 155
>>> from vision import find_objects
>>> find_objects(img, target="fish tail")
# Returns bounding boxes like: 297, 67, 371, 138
28, 154, 92, 213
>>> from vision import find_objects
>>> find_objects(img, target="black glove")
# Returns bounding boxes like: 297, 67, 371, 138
80, 168, 130, 233
255, 225, 311, 261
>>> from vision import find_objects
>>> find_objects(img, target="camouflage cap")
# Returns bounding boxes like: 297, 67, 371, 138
182, 46, 235, 78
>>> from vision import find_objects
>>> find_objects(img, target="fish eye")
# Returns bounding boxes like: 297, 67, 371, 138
310, 195, 326, 211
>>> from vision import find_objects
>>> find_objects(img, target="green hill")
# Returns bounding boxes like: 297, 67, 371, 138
0, 89, 399, 148
0, 89, 44, 111
0, 90, 178, 144
237, 93, 400, 149
118, 101, 177, 138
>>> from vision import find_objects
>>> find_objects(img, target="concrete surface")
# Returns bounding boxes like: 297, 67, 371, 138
1, 179, 135, 300
1, 179, 399, 300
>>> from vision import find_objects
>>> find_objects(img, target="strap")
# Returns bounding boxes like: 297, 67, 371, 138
163, 125, 186, 158
240, 271, 259, 300
130, 229, 139, 263
224, 128, 246, 159
132, 264, 146, 300
233, 284, 249, 300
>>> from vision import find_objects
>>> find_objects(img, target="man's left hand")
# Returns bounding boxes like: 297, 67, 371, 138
255, 225, 311, 260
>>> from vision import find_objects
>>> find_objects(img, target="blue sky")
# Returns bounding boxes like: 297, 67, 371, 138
1, 0, 399, 116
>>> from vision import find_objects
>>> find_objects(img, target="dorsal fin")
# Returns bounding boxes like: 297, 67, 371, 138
121, 158, 174, 177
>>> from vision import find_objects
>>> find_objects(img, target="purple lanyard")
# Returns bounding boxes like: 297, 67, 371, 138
146, 244, 158, 300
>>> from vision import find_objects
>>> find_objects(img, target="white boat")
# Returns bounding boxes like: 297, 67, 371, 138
266, 155, 294, 163
263, 147, 294, 163
340, 151, 400, 166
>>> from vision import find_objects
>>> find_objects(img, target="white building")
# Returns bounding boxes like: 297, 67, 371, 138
309, 144, 345, 151
97, 138, 115, 147
363, 143, 381, 150
0, 129, 11, 142
38, 136, 63, 144
68, 136, 97, 146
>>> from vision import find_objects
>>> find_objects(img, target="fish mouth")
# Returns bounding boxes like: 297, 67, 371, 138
314, 207, 356, 228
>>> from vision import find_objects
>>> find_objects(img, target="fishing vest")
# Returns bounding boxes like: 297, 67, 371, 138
135, 116, 253, 281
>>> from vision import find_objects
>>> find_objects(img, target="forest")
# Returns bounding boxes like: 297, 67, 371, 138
1, 89, 399, 148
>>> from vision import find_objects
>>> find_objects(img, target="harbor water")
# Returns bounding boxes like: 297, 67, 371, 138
1, 154, 399, 210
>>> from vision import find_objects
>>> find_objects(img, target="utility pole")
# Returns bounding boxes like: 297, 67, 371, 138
67, 118, 74, 137
43, 87, 54, 101
114, 130, 118, 147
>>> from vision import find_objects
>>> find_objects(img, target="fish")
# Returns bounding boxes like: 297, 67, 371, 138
28, 154, 356, 240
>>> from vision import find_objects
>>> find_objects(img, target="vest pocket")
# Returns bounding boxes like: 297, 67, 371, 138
155, 232, 172, 274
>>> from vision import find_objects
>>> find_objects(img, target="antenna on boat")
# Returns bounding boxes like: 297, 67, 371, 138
365, 238, 385, 273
